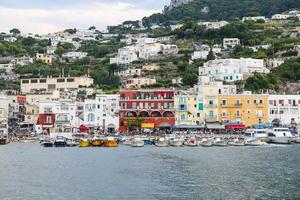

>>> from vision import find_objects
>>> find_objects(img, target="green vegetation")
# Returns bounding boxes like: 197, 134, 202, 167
143, 0, 300, 26
245, 57, 300, 92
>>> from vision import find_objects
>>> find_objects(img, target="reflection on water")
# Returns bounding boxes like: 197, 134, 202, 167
0, 143, 300, 200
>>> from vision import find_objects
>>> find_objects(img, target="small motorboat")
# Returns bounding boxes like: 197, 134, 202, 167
42, 139, 54, 147
54, 136, 66, 147
66, 139, 78, 147
122, 139, 132, 146
131, 137, 144, 147
91, 136, 103, 147
184, 137, 198, 147
228, 138, 245, 146
0, 136, 9, 145
79, 138, 90, 147
104, 137, 118, 148
213, 137, 228, 147
200, 138, 213, 147
155, 137, 169, 147
245, 138, 267, 146
170, 138, 183, 147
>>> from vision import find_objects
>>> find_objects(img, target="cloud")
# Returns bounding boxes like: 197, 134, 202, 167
0, 2, 161, 34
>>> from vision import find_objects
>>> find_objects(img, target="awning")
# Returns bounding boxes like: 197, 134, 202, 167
206, 123, 225, 130
225, 124, 246, 129
172, 125, 205, 129
78, 125, 89, 132
141, 123, 155, 129
157, 123, 171, 128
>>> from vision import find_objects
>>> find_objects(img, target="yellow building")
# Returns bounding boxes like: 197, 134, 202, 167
218, 92, 269, 127
174, 93, 204, 126
36, 53, 53, 64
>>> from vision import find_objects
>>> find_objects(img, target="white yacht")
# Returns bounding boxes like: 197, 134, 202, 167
266, 128, 293, 144
244, 129, 268, 146
184, 137, 198, 147
213, 137, 228, 147
131, 137, 144, 147
245, 129, 268, 141
170, 138, 184, 147
155, 137, 169, 147
200, 138, 213, 147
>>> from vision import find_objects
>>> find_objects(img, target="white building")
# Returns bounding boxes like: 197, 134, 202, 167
39, 99, 78, 129
162, 44, 179, 55
110, 46, 138, 65
12, 56, 34, 66
83, 94, 119, 131
192, 45, 221, 60
0, 95, 9, 135
0, 63, 13, 73
199, 58, 269, 82
62, 51, 88, 60
4, 37, 17, 43
46, 46, 57, 55
170, 24, 183, 31
271, 14, 290, 20
242, 16, 266, 22
20, 76, 94, 94
198, 21, 229, 29
223, 38, 240, 49
138, 43, 162, 60
117, 68, 142, 77
122, 77, 156, 88
269, 95, 300, 125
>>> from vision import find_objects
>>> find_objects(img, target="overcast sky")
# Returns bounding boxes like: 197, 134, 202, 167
0, 0, 169, 34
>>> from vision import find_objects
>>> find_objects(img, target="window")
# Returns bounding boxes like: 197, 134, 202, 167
222, 100, 227, 105
57, 79, 65, 83
46, 116, 52, 123
259, 100, 263, 104
67, 78, 75, 82
236, 110, 240, 117
164, 102, 168, 109
40, 79, 46, 83
22, 80, 29, 84
87, 113, 95, 122
31, 80, 38, 83
247, 100, 251, 104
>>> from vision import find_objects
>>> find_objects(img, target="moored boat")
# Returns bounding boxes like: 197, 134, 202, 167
266, 127, 293, 144
0, 136, 9, 145
184, 137, 198, 147
104, 137, 118, 148
245, 138, 267, 146
42, 139, 54, 147
54, 136, 66, 147
91, 136, 103, 147
213, 137, 228, 147
79, 138, 90, 147
66, 139, 78, 147
131, 137, 144, 147
155, 137, 169, 147
200, 138, 213, 147
228, 138, 245, 146
170, 138, 183, 147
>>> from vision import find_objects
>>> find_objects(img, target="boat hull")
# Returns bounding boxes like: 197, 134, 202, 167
155, 142, 169, 147
54, 141, 66, 147
79, 140, 90, 147
267, 137, 292, 144
0, 138, 9, 145
92, 140, 103, 147
228, 142, 245, 146
104, 141, 118, 148
201, 142, 213, 147
170, 141, 183, 147
131, 141, 144, 147
43, 142, 53, 147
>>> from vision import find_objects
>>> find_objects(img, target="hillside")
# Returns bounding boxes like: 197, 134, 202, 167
143, 0, 300, 26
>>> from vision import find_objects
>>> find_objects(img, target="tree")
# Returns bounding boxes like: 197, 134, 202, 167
10, 28, 21, 35
54, 47, 66, 57
89, 26, 96, 31
182, 71, 198, 87
207, 48, 215, 60
64, 28, 77, 34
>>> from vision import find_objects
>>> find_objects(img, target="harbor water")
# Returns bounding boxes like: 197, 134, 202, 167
0, 143, 300, 200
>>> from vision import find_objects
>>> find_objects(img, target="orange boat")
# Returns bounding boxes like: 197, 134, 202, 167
104, 137, 118, 148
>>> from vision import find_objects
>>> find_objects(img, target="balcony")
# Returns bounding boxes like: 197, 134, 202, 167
205, 116, 218, 122
221, 103, 242, 108
205, 104, 218, 109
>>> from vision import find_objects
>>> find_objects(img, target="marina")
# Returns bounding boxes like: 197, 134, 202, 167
0, 142, 300, 199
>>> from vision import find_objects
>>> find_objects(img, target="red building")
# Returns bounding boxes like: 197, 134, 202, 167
119, 90, 175, 132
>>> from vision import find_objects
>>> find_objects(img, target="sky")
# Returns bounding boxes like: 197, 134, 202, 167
0, 0, 169, 34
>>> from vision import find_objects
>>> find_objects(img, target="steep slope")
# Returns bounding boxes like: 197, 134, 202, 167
143, 0, 300, 26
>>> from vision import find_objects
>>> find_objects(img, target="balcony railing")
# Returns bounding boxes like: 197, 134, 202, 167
205, 116, 218, 122
205, 104, 218, 108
